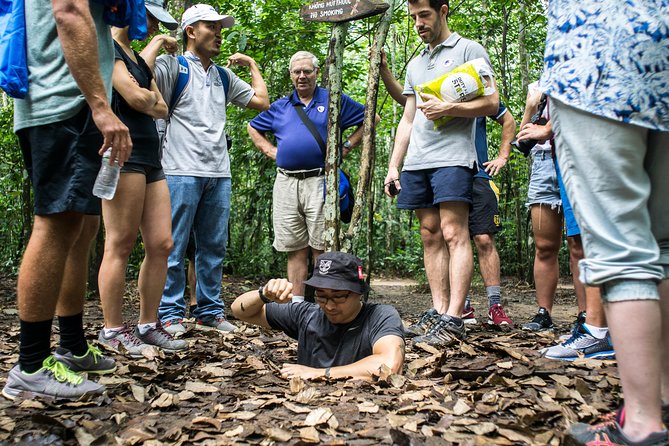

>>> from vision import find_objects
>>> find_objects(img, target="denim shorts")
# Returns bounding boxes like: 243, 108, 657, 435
121, 162, 166, 184
396, 166, 474, 210
552, 99, 669, 302
17, 106, 103, 215
526, 150, 561, 209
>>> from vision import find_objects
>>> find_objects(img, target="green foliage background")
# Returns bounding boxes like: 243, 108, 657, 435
0, 0, 565, 284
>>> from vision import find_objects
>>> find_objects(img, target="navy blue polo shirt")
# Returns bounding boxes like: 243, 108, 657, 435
474, 102, 507, 180
249, 86, 365, 170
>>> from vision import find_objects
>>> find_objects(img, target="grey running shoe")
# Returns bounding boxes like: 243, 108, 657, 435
163, 319, 187, 336
559, 310, 586, 341
98, 325, 151, 358
2, 356, 105, 401
404, 308, 440, 338
541, 325, 614, 361
135, 323, 188, 352
414, 314, 466, 347
522, 307, 554, 331
54, 343, 116, 374
196, 316, 237, 332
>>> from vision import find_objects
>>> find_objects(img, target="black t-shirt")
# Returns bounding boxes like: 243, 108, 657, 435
112, 41, 161, 168
265, 302, 405, 368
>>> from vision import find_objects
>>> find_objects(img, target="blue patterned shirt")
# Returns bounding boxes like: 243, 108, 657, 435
541, 1, 669, 131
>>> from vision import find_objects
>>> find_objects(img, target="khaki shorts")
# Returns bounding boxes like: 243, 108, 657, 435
272, 171, 326, 252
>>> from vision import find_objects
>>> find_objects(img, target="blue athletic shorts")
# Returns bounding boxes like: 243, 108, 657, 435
397, 166, 474, 210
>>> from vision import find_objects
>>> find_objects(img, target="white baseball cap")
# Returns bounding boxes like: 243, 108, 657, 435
181, 4, 235, 31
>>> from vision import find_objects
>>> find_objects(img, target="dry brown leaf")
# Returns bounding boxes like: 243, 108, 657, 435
265, 427, 292, 442
283, 401, 311, 414
299, 426, 320, 443
357, 401, 380, 413
460, 343, 477, 356
452, 399, 471, 416
520, 376, 547, 387
218, 411, 256, 420
497, 428, 534, 444
200, 364, 236, 378
414, 342, 441, 355
184, 381, 219, 393
151, 392, 175, 408
303, 407, 332, 426
550, 374, 571, 386
223, 425, 244, 437
294, 386, 318, 404
192, 416, 221, 430
289, 376, 305, 394
387, 413, 411, 427
130, 384, 145, 403
177, 390, 196, 401
466, 422, 497, 435
497, 361, 513, 369
74, 428, 96, 446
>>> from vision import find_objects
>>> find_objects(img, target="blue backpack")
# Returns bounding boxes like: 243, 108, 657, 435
0, 0, 28, 98
168, 55, 230, 113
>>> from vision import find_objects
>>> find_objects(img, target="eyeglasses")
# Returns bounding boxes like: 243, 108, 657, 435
314, 291, 351, 304
291, 69, 315, 76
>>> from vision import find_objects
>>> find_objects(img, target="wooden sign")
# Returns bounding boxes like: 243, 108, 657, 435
300, 0, 389, 23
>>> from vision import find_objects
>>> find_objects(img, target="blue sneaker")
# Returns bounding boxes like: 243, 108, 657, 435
541, 324, 614, 361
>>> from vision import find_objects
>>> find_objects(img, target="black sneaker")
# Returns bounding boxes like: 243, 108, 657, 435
522, 307, 554, 331
404, 308, 439, 338
560, 310, 586, 341
414, 314, 466, 347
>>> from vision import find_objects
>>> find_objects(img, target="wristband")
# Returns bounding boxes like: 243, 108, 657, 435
258, 286, 272, 304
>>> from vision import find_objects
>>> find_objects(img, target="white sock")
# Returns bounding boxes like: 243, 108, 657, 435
584, 323, 608, 339
103, 326, 124, 337
137, 322, 157, 335
291, 296, 305, 303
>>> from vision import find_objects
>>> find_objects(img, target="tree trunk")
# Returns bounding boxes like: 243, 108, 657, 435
341, 0, 397, 254
322, 22, 348, 251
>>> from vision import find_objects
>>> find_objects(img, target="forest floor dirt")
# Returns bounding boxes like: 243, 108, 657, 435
0, 273, 620, 446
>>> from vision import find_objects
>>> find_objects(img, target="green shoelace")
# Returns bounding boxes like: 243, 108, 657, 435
42, 356, 84, 386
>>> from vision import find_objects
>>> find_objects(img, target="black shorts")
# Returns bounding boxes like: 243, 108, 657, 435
18, 106, 103, 215
469, 177, 501, 236
121, 162, 166, 184
396, 166, 474, 210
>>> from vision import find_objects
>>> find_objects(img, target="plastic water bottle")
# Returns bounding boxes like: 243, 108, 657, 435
92, 149, 120, 200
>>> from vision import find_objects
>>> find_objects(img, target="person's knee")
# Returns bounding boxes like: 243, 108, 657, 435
535, 240, 560, 262
32, 212, 89, 247
567, 236, 585, 262
474, 234, 495, 256
419, 222, 442, 246
441, 220, 469, 247
146, 235, 174, 259
78, 216, 100, 244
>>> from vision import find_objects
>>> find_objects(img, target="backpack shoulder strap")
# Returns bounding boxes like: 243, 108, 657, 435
168, 55, 190, 114
215, 64, 230, 100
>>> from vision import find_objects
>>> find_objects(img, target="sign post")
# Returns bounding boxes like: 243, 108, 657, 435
301, 0, 389, 252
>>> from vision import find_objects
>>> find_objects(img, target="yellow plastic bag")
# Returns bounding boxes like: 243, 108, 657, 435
415, 57, 495, 128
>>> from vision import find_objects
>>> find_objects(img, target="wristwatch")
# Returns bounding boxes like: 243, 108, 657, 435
258, 286, 272, 304
342, 140, 352, 150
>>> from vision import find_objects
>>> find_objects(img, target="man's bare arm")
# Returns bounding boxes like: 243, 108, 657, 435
231, 279, 293, 329
280, 335, 405, 381
483, 110, 516, 176
383, 95, 416, 197
228, 53, 269, 111
378, 49, 407, 107
52, 0, 131, 164
417, 76, 499, 120
247, 124, 277, 160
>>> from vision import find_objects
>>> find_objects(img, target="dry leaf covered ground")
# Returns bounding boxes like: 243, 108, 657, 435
0, 274, 621, 445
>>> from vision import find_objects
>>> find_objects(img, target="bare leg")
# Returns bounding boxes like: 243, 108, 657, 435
584, 287, 606, 327
287, 247, 310, 297
18, 212, 86, 322
660, 280, 669, 405
473, 233, 501, 288
531, 204, 562, 312
606, 298, 664, 440
56, 215, 100, 317
98, 174, 146, 328
440, 202, 473, 317
138, 179, 173, 324
416, 208, 449, 314
567, 235, 587, 313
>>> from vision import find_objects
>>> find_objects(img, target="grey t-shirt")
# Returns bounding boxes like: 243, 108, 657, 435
265, 302, 405, 368
14, 2, 114, 131
154, 52, 255, 177
403, 33, 494, 171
